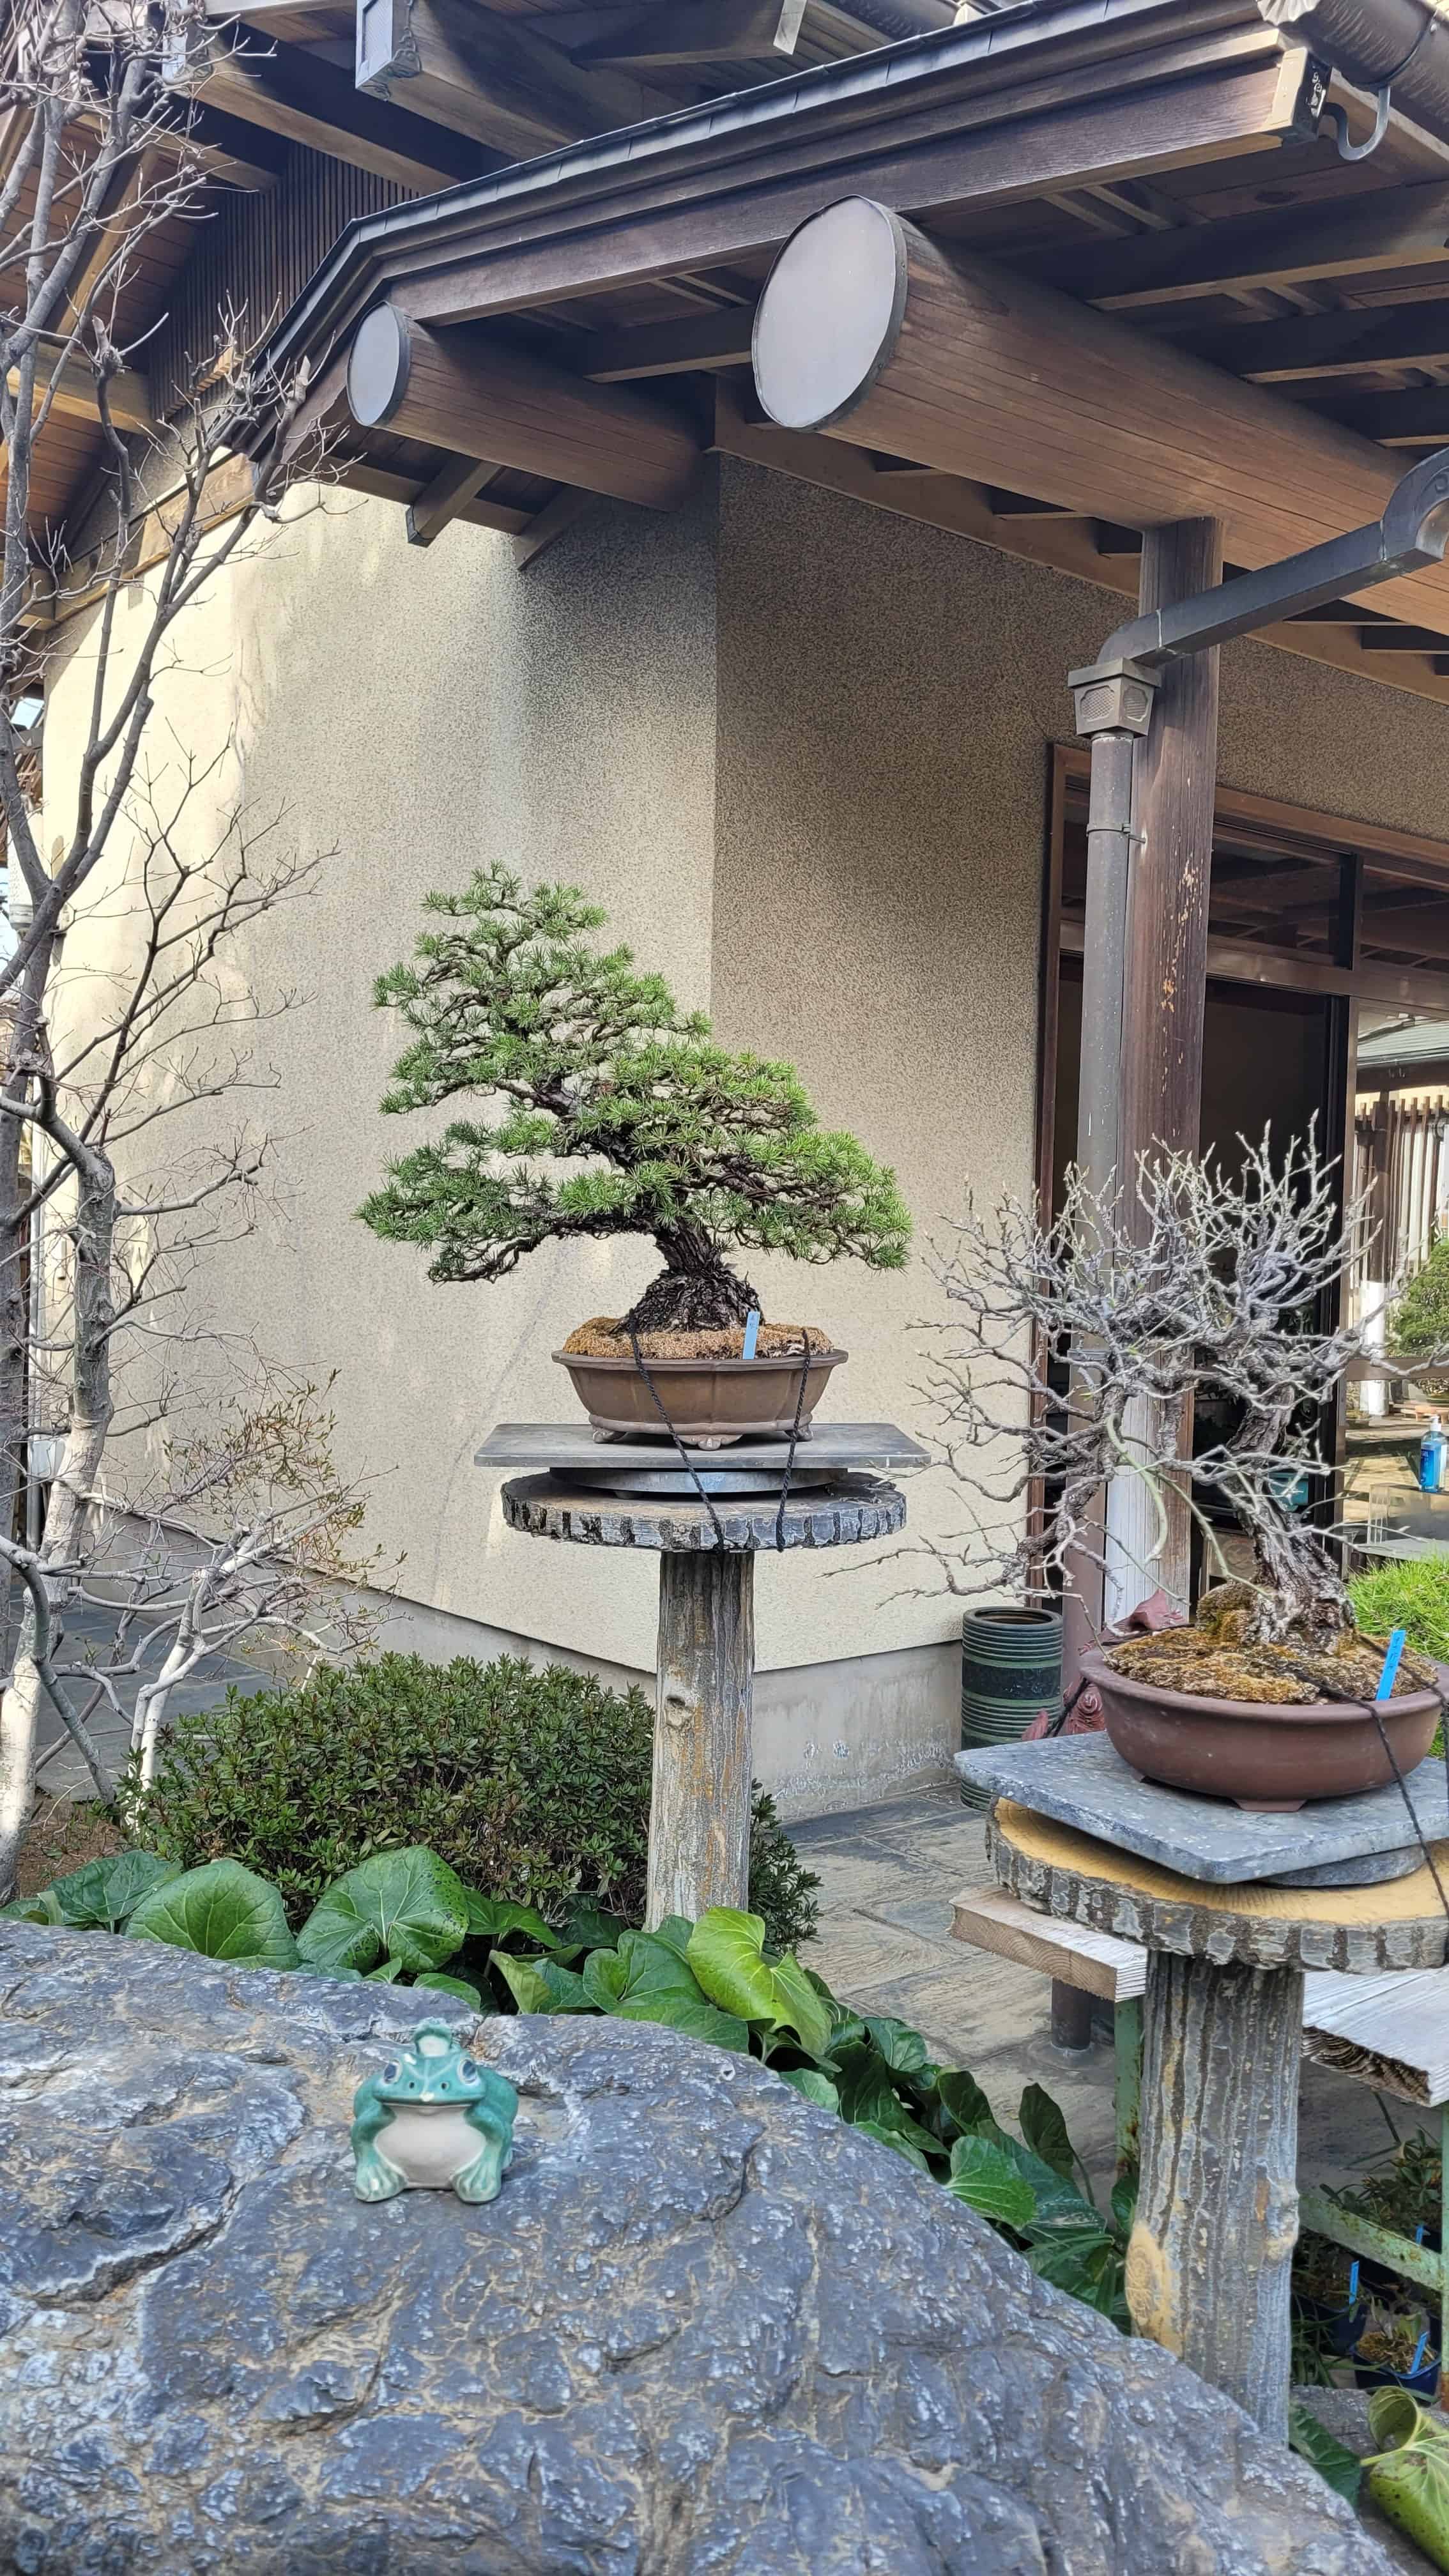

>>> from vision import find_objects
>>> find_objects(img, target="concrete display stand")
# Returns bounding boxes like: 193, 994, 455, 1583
485, 1427, 917, 1928
988, 1789, 1449, 2439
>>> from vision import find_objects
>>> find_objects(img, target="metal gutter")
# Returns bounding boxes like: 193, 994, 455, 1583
264, 0, 1256, 371
1261, 0, 1449, 146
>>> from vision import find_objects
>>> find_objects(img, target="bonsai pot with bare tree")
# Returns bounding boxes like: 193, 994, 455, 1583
919, 1135, 1441, 1811
360, 870, 910, 1445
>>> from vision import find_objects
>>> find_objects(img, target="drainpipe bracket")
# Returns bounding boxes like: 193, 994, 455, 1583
1069, 660, 1159, 739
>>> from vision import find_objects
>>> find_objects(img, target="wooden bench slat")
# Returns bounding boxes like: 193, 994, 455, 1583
951, 1886, 1147, 2002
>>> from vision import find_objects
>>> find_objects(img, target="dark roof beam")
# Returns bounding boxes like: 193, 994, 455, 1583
580, 307, 755, 379
165, 23, 485, 190
568, 1, 808, 70
1174, 298, 1449, 383
1043, 180, 1449, 310
1309, 386, 1449, 447
355, 0, 671, 158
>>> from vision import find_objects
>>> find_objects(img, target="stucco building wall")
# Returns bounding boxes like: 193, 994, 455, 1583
38, 456, 1449, 1816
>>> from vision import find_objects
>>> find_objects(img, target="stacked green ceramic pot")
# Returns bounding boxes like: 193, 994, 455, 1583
959, 1606, 1064, 1810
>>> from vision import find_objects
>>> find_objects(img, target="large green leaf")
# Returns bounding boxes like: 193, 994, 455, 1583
463, 1893, 556, 1950
855, 2117, 931, 2172
686, 1910, 833, 2059
1018, 2083, 1078, 2184
862, 2015, 933, 2078
1289, 2405, 1364, 2507
298, 1848, 470, 1975
560, 1898, 625, 1953
493, 1951, 592, 2014
1, 1892, 60, 1923
933, 2069, 997, 2140
947, 2133, 1038, 2234
583, 1929, 750, 2051
1029, 2226, 1123, 2319
414, 1971, 484, 2006
779, 2067, 840, 2112
126, 1860, 298, 1967
44, 1851, 182, 1931
1366, 2391, 1449, 2567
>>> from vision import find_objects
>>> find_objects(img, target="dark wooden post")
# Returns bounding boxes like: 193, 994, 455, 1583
1130, 1955, 1303, 2439
648, 1552, 755, 1926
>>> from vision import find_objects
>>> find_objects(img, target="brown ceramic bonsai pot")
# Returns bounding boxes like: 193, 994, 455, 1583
1080, 1647, 1441, 1812
553, 1346, 847, 1445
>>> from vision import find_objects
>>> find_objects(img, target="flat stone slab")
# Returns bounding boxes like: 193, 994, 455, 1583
477, 1420, 931, 1472
957, 1733, 1449, 1885
503, 1471, 906, 1552
0, 1923, 1390, 2575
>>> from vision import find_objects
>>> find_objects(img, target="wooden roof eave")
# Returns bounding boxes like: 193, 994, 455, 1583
260, 0, 1301, 381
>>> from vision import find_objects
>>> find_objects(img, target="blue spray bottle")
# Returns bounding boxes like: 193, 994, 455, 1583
1421, 1415, 1446, 1495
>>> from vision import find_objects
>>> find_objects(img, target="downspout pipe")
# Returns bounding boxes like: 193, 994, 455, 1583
1261, 0, 1449, 150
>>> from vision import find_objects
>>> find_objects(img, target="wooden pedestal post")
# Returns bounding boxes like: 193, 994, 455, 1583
647, 1551, 756, 1927
1128, 1953, 1303, 2439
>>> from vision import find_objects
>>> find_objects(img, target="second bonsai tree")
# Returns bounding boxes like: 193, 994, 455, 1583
360, 868, 910, 1425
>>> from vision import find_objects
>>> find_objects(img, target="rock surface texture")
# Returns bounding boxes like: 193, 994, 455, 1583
0, 1922, 1390, 2576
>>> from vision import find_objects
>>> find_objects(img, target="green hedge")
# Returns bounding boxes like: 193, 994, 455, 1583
134, 1652, 820, 1953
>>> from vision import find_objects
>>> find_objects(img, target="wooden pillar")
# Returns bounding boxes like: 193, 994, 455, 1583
1128, 1954, 1303, 2440
647, 1552, 755, 1926
1103, 519, 1223, 1623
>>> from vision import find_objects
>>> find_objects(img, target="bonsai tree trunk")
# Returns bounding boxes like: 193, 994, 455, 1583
622, 1223, 760, 1336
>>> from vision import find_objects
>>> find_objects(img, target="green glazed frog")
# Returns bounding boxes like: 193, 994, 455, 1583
351, 2018, 518, 2204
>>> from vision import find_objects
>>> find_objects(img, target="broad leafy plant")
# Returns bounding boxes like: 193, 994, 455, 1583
4, 1855, 1128, 2321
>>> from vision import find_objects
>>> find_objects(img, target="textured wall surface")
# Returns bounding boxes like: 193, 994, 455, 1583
0, 1922, 1391, 2576
36, 459, 1449, 1804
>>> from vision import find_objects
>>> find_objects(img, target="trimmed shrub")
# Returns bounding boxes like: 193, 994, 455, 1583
134, 1653, 820, 1952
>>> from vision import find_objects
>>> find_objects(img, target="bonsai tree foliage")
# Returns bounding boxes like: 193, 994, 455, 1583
360, 868, 910, 1334
914, 1133, 1374, 1650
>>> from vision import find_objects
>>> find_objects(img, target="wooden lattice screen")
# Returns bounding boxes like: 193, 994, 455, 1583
1353, 1093, 1449, 1292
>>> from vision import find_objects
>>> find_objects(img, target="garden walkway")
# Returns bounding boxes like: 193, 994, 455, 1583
29, 1590, 264, 1798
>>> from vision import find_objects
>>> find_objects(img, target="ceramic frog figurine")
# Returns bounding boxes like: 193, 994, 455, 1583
351, 2019, 518, 2204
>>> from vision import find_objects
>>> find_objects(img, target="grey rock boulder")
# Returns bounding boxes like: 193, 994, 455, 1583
0, 1920, 1389, 2575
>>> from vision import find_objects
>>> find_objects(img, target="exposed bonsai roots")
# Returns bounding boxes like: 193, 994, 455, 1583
618, 1262, 760, 1337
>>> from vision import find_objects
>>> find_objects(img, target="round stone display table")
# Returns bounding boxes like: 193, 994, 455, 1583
502, 1474, 905, 1927
988, 1796, 1449, 2441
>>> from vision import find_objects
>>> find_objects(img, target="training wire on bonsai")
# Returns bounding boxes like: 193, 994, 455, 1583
360, 868, 910, 1441
910, 1132, 1443, 1810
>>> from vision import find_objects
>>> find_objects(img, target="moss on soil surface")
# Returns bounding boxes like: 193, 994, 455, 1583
1104, 1583, 1436, 1708
562, 1316, 835, 1360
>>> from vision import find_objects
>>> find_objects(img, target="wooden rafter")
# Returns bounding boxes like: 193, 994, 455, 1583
12, 337, 153, 433
1310, 388, 1449, 448
568, 1, 808, 70
1175, 298, 1449, 384
1043, 181, 1449, 312
580, 305, 756, 380
355, 0, 670, 160
405, 452, 505, 546
167, 26, 484, 190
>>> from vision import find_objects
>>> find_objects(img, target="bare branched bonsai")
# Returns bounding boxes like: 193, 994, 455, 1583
360, 869, 911, 1336
917, 1134, 1370, 1648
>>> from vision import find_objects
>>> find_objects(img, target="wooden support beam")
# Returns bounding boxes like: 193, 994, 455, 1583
512, 484, 598, 569
570, 0, 807, 68
748, 197, 1449, 644
346, 303, 700, 507
1092, 522, 1143, 560
1311, 387, 1449, 448
13, 340, 154, 434
1175, 297, 1449, 385
168, 26, 482, 190
579, 307, 755, 383
986, 488, 1077, 518
406, 452, 503, 546
355, 0, 666, 158
1043, 180, 1449, 311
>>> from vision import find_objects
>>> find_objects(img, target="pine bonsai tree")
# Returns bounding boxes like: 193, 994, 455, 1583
360, 868, 910, 1335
